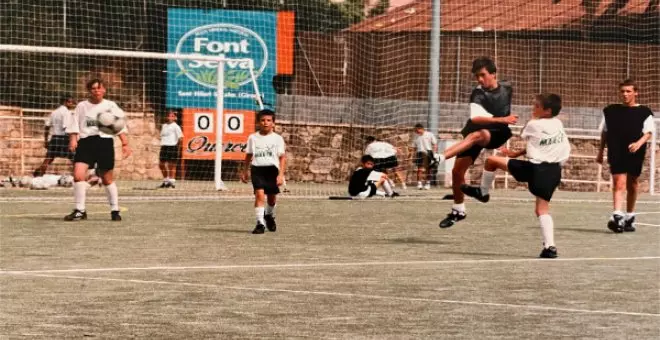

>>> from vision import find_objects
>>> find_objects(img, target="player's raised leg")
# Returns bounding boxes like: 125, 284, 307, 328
460, 155, 508, 203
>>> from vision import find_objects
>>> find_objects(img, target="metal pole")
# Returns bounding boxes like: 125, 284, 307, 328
428, 0, 441, 135
215, 60, 227, 191
454, 36, 461, 102
63, 0, 67, 38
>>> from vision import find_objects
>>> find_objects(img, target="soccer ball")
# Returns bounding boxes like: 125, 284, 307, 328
97, 108, 126, 135
58, 175, 74, 188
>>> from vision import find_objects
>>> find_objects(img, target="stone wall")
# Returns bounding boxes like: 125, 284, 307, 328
1, 107, 658, 192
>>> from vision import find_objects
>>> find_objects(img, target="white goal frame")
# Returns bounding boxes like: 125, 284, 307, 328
0, 44, 265, 190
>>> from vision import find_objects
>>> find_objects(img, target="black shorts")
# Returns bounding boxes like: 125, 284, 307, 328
46, 135, 74, 159
74, 136, 115, 171
508, 159, 562, 202
414, 151, 433, 168
608, 145, 646, 177
159, 145, 180, 162
374, 156, 398, 172
458, 128, 513, 162
251, 165, 280, 195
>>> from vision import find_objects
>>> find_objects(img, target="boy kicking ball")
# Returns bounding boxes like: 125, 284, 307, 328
460, 93, 570, 258
240, 110, 286, 234
348, 155, 399, 199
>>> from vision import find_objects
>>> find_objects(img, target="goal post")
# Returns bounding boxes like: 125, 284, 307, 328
0, 44, 263, 191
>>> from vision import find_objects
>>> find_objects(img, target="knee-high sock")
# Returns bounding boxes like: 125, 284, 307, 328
74, 181, 87, 211
539, 214, 555, 248
105, 182, 119, 211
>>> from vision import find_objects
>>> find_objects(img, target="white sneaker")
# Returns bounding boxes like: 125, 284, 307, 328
417, 182, 423, 190
423, 184, 431, 190
401, 184, 407, 190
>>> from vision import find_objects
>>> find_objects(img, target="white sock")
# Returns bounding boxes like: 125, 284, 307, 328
255, 207, 265, 225
539, 214, 555, 248
382, 180, 394, 195
480, 170, 495, 195
452, 203, 466, 213
105, 182, 119, 211
163, 177, 170, 183
625, 212, 635, 221
265, 204, 276, 217
74, 181, 87, 211
169, 178, 176, 183
417, 181, 423, 187
611, 210, 625, 220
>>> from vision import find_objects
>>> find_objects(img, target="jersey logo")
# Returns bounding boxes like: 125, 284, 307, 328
85, 117, 98, 127
539, 132, 565, 146
254, 145, 276, 158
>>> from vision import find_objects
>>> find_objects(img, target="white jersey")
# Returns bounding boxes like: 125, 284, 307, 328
521, 117, 570, 164
246, 131, 286, 168
46, 105, 73, 136
365, 141, 396, 159
66, 99, 127, 139
412, 131, 437, 152
160, 122, 184, 146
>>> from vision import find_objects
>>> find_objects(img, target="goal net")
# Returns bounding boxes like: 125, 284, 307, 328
0, 1, 658, 197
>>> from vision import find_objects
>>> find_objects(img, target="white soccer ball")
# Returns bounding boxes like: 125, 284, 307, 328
30, 177, 48, 190
58, 175, 74, 187
97, 107, 126, 135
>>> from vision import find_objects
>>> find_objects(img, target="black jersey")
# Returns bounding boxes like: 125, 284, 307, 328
461, 81, 513, 136
603, 104, 654, 148
348, 167, 373, 196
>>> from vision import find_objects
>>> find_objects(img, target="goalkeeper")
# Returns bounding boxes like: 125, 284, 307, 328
436, 57, 517, 228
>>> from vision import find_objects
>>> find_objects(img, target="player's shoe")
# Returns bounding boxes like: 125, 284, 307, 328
423, 184, 431, 190
252, 223, 266, 234
539, 246, 558, 258
64, 209, 87, 221
439, 210, 466, 228
607, 215, 624, 233
159, 182, 169, 188
417, 182, 423, 190
623, 216, 636, 232
264, 215, 277, 232
111, 210, 122, 221
387, 192, 400, 198
459, 184, 490, 203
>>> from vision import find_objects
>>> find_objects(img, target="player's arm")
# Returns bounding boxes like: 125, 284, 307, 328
66, 106, 82, 152
629, 115, 655, 153
241, 136, 254, 183
277, 138, 286, 186
117, 132, 132, 158
596, 118, 607, 164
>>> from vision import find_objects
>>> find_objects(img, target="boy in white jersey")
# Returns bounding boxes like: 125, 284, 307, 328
159, 110, 184, 188
33, 95, 76, 177
410, 123, 437, 190
365, 136, 406, 189
64, 79, 132, 221
240, 109, 286, 234
460, 93, 570, 258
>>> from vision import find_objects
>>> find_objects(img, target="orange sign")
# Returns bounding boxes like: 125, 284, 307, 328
181, 108, 255, 160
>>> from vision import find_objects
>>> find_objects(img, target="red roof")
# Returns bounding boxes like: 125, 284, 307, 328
347, 0, 655, 32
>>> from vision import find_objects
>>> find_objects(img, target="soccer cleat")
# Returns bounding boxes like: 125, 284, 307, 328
607, 215, 624, 233
168, 182, 175, 189
423, 184, 431, 190
64, 209, 87, 221
111, 210, 122, 221
264, 215, 277, 232
388, 192, 400, 198
159, 182, 169, 188
460, 184, 490, 203
252, 223, 266, 234
623, 216, 636, 232
539, 246, 558, 258
439, 210, 467, 228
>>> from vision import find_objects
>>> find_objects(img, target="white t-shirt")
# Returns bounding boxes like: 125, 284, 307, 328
365, 141, 397, 159
66, 99, 127, 139
160, 122, 183, 146
246, 132, 286, 168
521, 118, 570, 164
412, 131, 437, 152
46, 105, 73, 136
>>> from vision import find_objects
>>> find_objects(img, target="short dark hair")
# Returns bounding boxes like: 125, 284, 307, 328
365, 136, 376, 143
414, 123, 424, 129
361, 155, 375, 163
61, 94, 74, 103
86, 78, 104, 91
619, 78, 638, 91
471, 57, 497, 74
257, 109, 275, 121
536, 93, 562, 117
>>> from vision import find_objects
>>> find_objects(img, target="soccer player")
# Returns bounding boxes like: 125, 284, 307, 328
437, 56, 517, 228
159, 110, 184, 188
365, 136, 406, 189
348, 155, 399, 199
461, 93, 569, 258
240, 109, 286, 234
33, 95, 76, 177
596, 79, 655, 233
64, 79, 132, 221
411, 123, 437, 190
